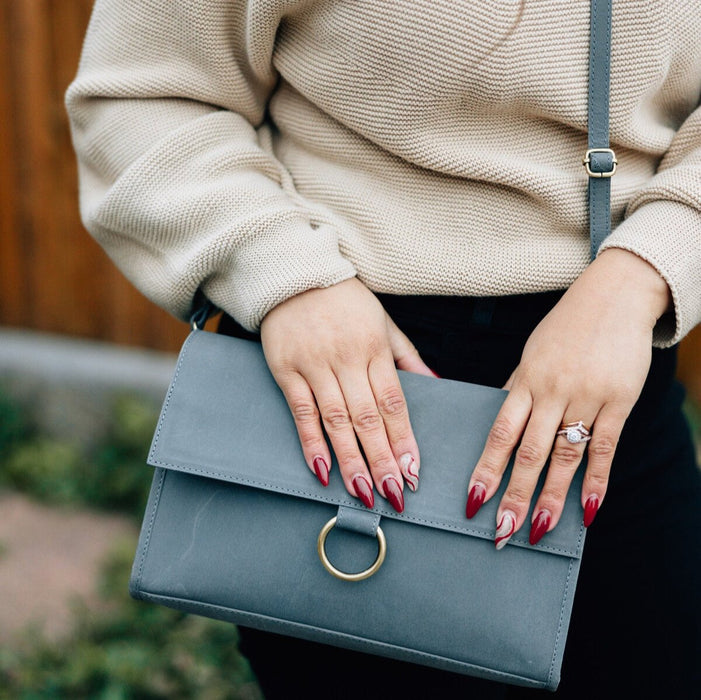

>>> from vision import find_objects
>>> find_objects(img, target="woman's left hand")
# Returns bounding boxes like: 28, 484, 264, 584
465, 248, 672, 547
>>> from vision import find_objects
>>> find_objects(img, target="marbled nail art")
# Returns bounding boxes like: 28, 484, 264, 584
495, 512, 516, 550
399, 453, 419, 492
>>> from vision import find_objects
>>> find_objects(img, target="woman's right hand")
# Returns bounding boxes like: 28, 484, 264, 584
260, 278, 436, 512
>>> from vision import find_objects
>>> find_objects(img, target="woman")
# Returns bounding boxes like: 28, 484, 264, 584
67, 1, 701, 696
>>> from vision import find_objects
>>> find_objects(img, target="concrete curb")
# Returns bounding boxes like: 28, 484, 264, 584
0, 328, 178, 443
0, 328, 177, 396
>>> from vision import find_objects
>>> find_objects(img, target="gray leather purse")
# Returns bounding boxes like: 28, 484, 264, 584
130, 0, 615, 691
130, 330, 586, 690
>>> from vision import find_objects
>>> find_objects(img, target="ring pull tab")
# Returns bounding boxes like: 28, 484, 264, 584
317, 516, 386, 582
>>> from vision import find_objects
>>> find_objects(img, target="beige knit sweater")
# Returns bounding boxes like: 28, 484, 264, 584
66, 0, 701, 346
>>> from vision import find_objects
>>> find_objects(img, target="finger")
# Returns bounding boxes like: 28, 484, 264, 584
495, 403, 565, 549
368, 353, 421, 491
528, 409, 598, 545
335, 364, 405, 513
311, 371, 377, 510
580, 402, 628, 527
465, 386, 532, 519
277, 371, 333, 488
386, 316, 438, 377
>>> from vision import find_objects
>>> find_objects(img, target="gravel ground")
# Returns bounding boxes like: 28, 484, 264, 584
0, 492, 135, 643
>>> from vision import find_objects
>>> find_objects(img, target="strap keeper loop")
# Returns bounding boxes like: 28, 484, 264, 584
583, 148, 618, 178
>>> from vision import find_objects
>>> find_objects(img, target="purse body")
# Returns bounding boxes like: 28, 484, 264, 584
130, 330, 586, 691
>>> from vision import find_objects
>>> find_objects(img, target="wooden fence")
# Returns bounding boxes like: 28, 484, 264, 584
0, 0, 186, 352
0, 0, 698, 399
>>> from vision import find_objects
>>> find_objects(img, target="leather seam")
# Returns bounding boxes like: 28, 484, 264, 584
548, 548, 577, 686
547, 519, 585, 686
133, 467, 166, 594
147, 462, 582, 557
149, 330, 199, 461
134, 590, 551, 689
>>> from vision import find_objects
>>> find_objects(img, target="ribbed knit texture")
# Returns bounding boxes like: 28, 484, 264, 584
66, 0, 701, 346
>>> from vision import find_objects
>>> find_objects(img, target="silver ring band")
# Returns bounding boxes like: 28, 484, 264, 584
557, 420, 591, 444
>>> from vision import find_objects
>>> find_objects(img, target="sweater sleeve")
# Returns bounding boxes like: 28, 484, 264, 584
65, 0, 356, 330
599, 101, 701, 348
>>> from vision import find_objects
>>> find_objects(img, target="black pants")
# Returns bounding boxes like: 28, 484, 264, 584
220, 291, 701, 699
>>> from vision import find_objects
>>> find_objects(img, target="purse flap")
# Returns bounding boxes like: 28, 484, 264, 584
148, 330, 586, 558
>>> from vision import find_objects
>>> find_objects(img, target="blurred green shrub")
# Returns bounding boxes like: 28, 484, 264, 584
0, 390, 31, 457
0, 389, 261, 698
3, 439, 86, 504
87, 396, 159, 516
684, 398, 700, 434
0, 539, 260, 700
0, 393, 156, 518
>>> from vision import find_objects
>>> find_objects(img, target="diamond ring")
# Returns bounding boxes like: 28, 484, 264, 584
557, 420, 591, 444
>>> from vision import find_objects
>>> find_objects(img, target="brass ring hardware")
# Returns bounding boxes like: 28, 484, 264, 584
582, 148, 618, 178
317, 516, 386, 582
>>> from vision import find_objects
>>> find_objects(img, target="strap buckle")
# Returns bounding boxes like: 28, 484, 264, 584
583, 148, 618, 178
190, 301, 215, 331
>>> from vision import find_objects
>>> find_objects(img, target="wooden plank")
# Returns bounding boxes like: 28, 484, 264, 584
0, 2, 30, 326
47, 0, 99, 339
0, 0, 186, 352
12, 0, 61, 332
678, 327, 701, 406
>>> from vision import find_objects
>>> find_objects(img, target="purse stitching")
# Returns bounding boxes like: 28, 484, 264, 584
546, 521, 585, 686
133, 467, 166, 593
136, 331, 200, 591
149, 330, 198, 459
135, 590, 551, 689
148, 457, 583, 557
548, 556, 575, 687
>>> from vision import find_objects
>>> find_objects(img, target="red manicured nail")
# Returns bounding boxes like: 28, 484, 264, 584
312, 456, 329, 487
430, 369, 441, 378
529, 510, 551, 545
466, 483, 486, 519
382, 476, 404, 513
583, 495, 599, 527
352, 475, 375, 509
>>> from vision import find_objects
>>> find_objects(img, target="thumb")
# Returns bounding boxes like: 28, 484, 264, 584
386, 316, 439, 378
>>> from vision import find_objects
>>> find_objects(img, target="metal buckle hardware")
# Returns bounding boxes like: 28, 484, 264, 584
583, 148, 618, 178
317, 516, 387, 582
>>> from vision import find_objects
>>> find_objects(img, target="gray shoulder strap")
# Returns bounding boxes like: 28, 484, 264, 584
585, 0, 616, 260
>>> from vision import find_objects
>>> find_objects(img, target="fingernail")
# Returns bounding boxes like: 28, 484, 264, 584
352, 475, 375, 509
382, 476, 405, 513
399, 453, 419, 492
583, 495, 600, 527
430, 369, 441, 378
495, 511, 516, 550
466, 482, 487, 519
312, 456, 329, 487
529, 509, 551, 545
